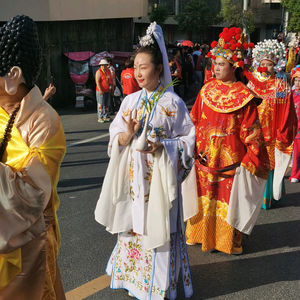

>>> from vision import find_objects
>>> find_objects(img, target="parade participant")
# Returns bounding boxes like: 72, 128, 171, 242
245, 39, 297, 209
95, 22, 195, 299
289, 65, 300, 182
185, 27, 270, 255
0, 15, 66, 299
286, 46, 295, 72
95, 58, 112, 123
120, 56, 140, 97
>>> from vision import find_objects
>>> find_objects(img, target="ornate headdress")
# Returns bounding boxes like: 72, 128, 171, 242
138, 22, 173, 92
252, 39, 286, 71
291, 65, 300, 79
139, 22, 156, 47
208, 27, 254, 68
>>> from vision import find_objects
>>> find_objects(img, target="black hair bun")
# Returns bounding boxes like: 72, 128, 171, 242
0, 15, 43, 88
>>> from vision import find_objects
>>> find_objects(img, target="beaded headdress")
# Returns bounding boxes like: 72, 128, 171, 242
252, 39, 286, 70
291, 65, 300, 79
208, 27, 254, 68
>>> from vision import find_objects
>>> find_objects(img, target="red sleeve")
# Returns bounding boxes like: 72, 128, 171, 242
190, 92, 203, 126
240, 100, 270, 179
274, 92, 298, 155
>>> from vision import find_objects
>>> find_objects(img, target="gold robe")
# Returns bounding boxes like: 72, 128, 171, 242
0, 86, 66, 299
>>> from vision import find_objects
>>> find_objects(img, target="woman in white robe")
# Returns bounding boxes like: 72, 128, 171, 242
95, 22, 195, 300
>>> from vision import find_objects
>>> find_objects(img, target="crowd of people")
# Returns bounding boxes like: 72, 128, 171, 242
167, 43, 215, 97
1, 14, 300, 300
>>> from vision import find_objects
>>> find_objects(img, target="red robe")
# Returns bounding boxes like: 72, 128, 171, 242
290, 90, 300, 180
246, 70, 297, 170
186, 80, 270, 254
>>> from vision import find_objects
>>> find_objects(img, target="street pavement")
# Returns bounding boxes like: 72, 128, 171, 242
56, 85, 300, 300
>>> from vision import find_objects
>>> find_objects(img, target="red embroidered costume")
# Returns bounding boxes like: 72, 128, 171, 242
245, 40, 297, 209
185, 80, 270, 254
185, 27, 270, 254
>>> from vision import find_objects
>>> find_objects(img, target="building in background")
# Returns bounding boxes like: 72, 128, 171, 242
134, 0, 287, 46
250, 0, 287, 43
0, 0, 148, 108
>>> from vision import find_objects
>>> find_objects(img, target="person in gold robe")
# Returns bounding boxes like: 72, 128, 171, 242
0, 15, 66, 300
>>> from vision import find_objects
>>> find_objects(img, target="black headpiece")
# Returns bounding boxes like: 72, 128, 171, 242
0, 15, 43, 88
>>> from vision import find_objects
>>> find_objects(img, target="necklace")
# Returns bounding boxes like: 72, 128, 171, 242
0, 105, 20, 161
295, 89, 300, 96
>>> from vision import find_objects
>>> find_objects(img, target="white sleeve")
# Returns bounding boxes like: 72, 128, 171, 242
273, 147, 290, 200
226, 166, 267, 235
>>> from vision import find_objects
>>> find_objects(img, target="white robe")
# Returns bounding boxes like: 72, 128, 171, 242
95, 87, 195, 300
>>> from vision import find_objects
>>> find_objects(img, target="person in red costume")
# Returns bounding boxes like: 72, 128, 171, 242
185, 27, 270, 255
289, 65, 300, 182
245, 39, 297, 209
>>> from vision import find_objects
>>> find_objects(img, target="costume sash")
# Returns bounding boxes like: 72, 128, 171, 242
0, 107, 66, 290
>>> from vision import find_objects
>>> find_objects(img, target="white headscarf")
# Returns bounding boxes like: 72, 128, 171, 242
139, 22, 173, 92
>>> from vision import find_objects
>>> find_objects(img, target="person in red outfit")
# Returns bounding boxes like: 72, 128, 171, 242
121, 56, 140, 97
289, 65, 300, 182
186, 27, 270, 255
95, 58, 112, 123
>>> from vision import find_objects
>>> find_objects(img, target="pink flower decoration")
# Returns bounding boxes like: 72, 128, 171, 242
128, 248, 141, 260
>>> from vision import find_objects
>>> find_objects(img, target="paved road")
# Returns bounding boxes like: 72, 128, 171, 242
56, 90, 300, 300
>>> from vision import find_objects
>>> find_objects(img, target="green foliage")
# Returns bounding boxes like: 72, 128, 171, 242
219, 0, 255, 34
282, 0, 300, 32
147, 79, 178, 112
174, 0, 218, 33
149, 4, 168, 28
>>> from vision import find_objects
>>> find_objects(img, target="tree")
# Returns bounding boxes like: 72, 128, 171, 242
281, 0, 300, 32
149, 4, 168, 28
174, 0, 219, 39
219, 0, 255, 34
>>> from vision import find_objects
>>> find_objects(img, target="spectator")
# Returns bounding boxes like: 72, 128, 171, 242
172, 48, 182, 96
95, 59, 112, 123
182, 53, 194, 95
272, 28, 278, 40
195, 50, 203, 88
121, 56, 140, 97
192, 45, 201, 57
277, 31, 284, 43
187, 47, 195, 69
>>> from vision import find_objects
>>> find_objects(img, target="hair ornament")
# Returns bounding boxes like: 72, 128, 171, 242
139, 22, 157, 47
291, 65, 300, 79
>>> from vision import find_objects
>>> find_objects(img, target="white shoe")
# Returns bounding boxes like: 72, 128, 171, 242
232, 249, 243, 255
186, 240, 196, 245
128, 291, 134, 297
291, 178, 299, 183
